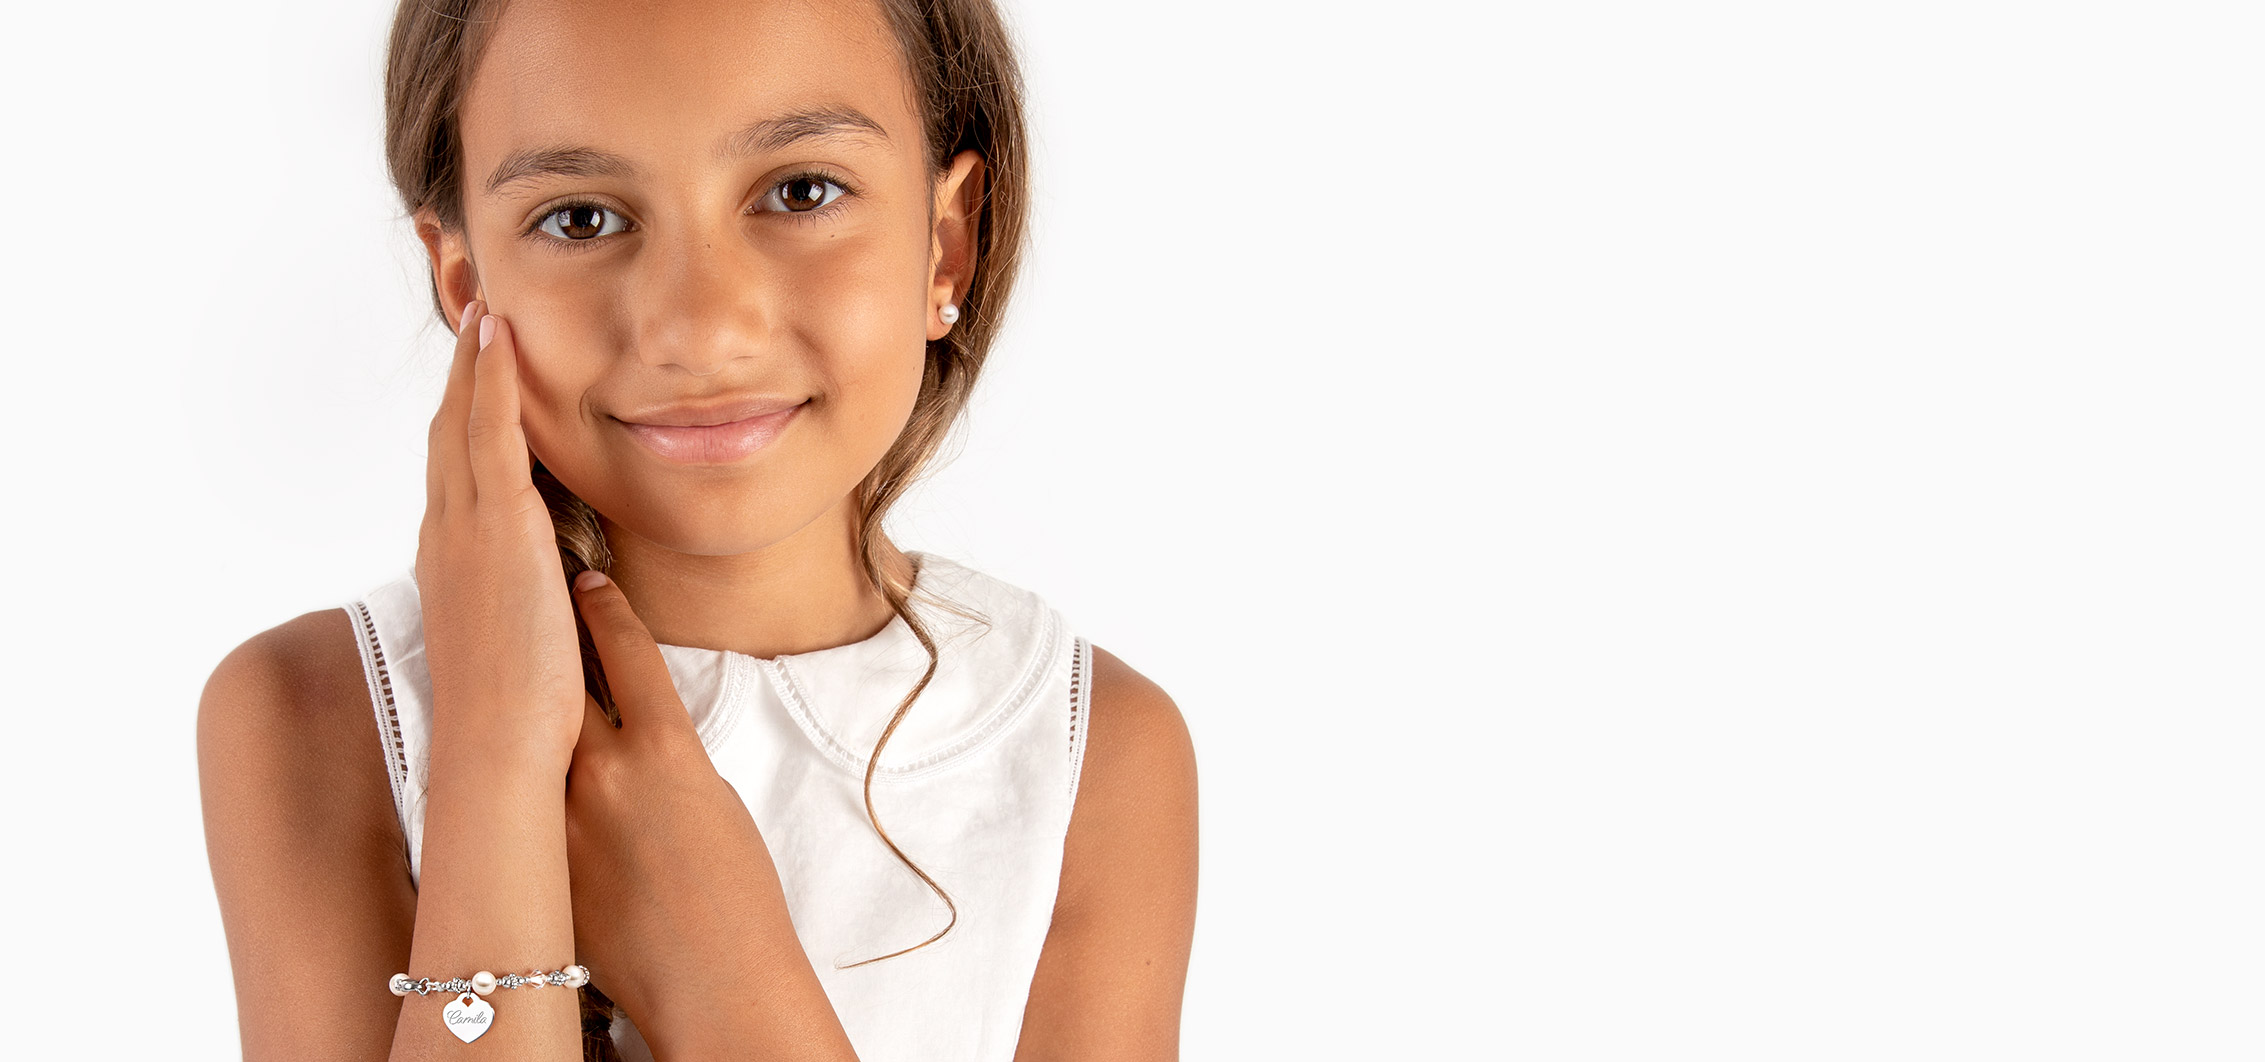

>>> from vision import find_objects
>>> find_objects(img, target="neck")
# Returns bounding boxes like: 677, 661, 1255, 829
596, 494, 916, 661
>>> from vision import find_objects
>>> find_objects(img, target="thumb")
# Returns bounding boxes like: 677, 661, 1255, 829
570, 569, 699, 745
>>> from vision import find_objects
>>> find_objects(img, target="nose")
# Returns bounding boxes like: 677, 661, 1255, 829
628, 230, 771, 378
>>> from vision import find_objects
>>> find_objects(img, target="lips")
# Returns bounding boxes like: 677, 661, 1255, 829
616, 394, 805, 427
616, 401, 804, 464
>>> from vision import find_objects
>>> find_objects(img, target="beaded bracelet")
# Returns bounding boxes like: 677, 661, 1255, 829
387, 964, 591, 1044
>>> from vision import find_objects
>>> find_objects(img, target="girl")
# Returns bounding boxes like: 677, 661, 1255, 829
196, 0, 1198, 1058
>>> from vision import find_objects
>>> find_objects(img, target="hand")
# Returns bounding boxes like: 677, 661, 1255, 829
415, 301, 586, 774
562, 571, 798, 1036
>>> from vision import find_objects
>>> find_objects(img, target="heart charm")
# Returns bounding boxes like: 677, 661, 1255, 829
442, 992, 495, 1043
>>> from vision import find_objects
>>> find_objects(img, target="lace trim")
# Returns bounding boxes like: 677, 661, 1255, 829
763, 604, 1061, 780
345, 601, 409, 846
1067, 636, 1092, 806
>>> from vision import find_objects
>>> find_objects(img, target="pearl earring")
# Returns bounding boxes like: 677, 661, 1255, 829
939, 303, 960, 325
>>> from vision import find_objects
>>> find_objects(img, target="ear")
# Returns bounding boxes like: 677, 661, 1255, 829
927, 149, 986, 342
413, 208, 487, 328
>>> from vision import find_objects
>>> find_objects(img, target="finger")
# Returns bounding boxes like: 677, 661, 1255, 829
464, 311, 536, 503
426, 298, 486, 515
570, 571, 699, 744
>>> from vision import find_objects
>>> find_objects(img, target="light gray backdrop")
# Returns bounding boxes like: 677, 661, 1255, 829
3, 0, 2258, 1058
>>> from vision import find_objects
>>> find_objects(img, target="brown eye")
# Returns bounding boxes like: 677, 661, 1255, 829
760, 174, 848, 215
780, 177, 829, 211
530, 202, 628, 243
555, 205, 605, 238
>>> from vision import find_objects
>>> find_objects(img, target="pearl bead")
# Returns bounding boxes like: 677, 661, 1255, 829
939, 303, 960, 325
565, 965, 590, 987
471, 971, 496, 996
388, 974, 412, 997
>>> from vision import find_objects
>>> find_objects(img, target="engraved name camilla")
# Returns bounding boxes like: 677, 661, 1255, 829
447, 1006, 491, 1025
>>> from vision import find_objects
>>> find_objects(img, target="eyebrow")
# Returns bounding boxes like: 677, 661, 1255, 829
482, 105, 892, 197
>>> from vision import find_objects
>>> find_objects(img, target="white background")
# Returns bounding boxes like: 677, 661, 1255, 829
3, 0, 2259, 1057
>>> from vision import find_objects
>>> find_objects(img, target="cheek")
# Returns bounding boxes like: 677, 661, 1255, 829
790, 241, 931, 442
492, 304, 608, 472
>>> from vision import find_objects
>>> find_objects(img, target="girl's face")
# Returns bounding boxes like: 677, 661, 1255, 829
429, 0, 978, 556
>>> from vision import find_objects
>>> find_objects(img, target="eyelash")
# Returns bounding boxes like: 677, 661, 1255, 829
519, 169, 858, 252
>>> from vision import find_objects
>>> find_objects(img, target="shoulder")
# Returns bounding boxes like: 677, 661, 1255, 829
198, 605, 405, 854
1078, 645, 1197, 819
200, 608, 390, 793
200, 608, 369, 733
1068, 643, 1197, 881
1063, 643, 1197, 909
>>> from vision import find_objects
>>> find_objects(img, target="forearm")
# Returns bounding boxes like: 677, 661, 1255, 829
646, 949, 864, 1060
389, 727, 579, 1061
634, 854, 861, 1062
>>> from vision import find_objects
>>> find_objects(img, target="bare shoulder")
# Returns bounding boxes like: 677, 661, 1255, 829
199, 608, 416, 1060
1014, 644, 1198, 1062
1064, 643, 1198, 924
199, 608, 398, 833
1076, 644, 1198, 851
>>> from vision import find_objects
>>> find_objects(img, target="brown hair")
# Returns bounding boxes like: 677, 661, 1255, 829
382, 0, 1029, 1054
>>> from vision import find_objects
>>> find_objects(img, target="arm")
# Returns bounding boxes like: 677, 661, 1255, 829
602, 629, 1204, 1059
199, 610, 586, 1061
393, 683, 583, 1058
1013, 644, 1201, 1062
199, 610, 416, 1060
551, 572, 864, 1062
558, 609, 1195, 1060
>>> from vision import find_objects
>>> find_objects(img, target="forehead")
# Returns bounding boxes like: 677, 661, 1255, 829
460, 0, 918, 178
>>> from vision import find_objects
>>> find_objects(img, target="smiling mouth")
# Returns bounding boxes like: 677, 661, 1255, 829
614, 402, 805, 464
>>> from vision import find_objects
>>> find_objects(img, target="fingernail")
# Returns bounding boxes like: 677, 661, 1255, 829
575, 570, 609, 591
479, 314, 497, 350
458, 300, 481, 334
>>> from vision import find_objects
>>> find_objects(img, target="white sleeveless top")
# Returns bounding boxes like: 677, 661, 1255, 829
339, 550, 1093, 1062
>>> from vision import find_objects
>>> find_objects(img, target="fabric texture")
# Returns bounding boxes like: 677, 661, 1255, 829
340, 550, 1093, 1062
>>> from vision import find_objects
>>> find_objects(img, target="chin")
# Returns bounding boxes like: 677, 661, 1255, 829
603, 488, 824, 557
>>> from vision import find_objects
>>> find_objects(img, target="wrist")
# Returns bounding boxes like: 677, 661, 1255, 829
429, 715, 577, 783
